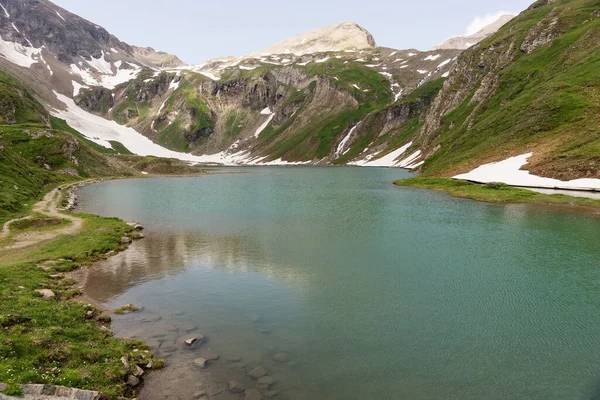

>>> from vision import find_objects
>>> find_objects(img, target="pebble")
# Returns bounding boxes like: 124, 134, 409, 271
134, 365, 144, 377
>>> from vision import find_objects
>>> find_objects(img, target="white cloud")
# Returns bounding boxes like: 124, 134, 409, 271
466, 11, 513, 35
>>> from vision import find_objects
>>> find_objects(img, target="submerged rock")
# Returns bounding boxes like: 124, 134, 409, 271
265, 391, 279, 399
273, 352, 288, 363
257, 376, 274, 386
193, 358, 207, 368
185, 335, 204, 346
244, 388, 262, 400
227, 355, 243, 362
228, 380, 245, 394
249, 366, 267, 379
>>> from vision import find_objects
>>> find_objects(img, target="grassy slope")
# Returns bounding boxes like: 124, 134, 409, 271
422, 0, 600, 177
0, 72, 170, 398
395, 177, 600, 210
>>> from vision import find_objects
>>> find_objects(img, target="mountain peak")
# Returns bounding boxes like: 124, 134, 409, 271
432, 14, 516, 51
252, 21, 376, 56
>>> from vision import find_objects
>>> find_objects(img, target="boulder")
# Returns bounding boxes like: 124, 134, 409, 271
228, 380, 245, 394
248, 365, 267, 379
36, 289, 55, 298
244, 388, 262, 400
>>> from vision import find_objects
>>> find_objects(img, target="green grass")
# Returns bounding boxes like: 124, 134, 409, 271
394, 177, 600, 210
9, 216, 71, 233
0, 213, 162, 399
224, 109, 248, 138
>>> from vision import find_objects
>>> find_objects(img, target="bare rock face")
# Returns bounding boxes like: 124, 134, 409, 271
521, 12, 561, 53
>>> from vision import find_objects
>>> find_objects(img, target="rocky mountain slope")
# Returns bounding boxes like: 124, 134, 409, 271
0, 0, 597, 186
432, 14, 516, 50
414, 0, 600, 183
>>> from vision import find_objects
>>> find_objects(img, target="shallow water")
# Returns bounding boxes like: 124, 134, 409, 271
79, 167, 600, 400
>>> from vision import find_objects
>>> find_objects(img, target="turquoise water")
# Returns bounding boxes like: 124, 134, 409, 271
79, 167, 600, 400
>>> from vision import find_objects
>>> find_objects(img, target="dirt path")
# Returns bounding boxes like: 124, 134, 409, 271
0, 185, 83, 250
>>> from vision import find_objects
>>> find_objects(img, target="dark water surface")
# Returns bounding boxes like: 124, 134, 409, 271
78, 167, 600, 400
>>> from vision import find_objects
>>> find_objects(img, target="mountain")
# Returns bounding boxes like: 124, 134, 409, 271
432, 14, 516, 50
0, 0, 598, 186
253, 21, 377, 55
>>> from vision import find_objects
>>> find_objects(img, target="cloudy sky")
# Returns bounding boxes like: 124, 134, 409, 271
52, 0, 533, 64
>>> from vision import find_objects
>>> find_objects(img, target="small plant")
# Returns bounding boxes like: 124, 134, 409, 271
5, 382, 23, 396
114, 304, 140, 315
484, 182, 508, 190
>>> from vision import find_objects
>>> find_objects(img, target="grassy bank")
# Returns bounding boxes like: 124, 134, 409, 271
394, 177, 600, 211
0, 197, 162, 398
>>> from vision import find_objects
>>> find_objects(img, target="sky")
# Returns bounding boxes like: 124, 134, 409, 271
52, 0, 533, 65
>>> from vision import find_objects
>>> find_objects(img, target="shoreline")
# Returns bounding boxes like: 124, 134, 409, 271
394, 177, 600, 214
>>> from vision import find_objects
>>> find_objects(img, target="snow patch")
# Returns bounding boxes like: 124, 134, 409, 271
408, 52, 416, 56
437, 59, 452, 68
239, 65, 257, 70
454, 153, 600, 191
51, 92, 251, 165
198, 71, 220, 80
316, 56, 330, 63
335, 125, 358, 157
0, 3, 9, 18
55, 10, 66, 22
442, 71, 450, 78
254, 108, 275, 138
0, 37, 41, 68
424, 54, 441, 61
354, 142, 413, 167
417, 70, 428, 74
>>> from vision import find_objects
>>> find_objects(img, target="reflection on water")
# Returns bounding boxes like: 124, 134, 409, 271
79, 167, 600, 400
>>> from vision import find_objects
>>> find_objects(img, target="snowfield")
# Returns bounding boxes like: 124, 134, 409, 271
454, 153, 600, 191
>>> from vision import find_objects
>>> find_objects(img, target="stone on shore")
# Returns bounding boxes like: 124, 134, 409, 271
228, 380, 245, 393
120, 237, 132, 245
249, 365, 267, 379
134, 365, 144, 377
36, 289, 55, 298
273, 352, 289, 363
127, 375, 140, 387
120, 356, 130, 372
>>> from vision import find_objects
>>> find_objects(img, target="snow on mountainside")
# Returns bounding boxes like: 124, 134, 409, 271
432, 14, 515, 50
